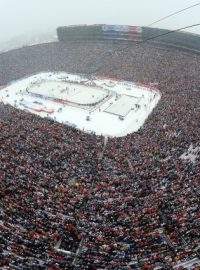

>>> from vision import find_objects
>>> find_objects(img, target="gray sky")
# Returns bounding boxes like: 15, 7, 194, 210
0, 0, 200, 44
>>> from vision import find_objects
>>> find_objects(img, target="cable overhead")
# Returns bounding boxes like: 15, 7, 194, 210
148, 2, 200, 27
87, 1, 200, 77
114, 23, 200, 55
90, 23, 200, 76
120, 23, 200, 51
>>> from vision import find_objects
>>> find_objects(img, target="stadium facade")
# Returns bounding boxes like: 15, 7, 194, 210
57, 24, 200, 52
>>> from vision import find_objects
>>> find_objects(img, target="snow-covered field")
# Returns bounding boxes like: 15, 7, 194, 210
0, 72, 161, 137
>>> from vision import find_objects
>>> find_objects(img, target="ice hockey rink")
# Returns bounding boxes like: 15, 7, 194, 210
0, 72, 161, 137
27, 80, 109, 105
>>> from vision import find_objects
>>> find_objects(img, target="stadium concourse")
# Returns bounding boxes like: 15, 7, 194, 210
0, 40, 200, 270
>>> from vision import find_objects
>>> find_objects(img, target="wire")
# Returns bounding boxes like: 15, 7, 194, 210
148, 2, 200, 27
87, 1, 200, 77
90, 23, 200, 75
120, 23, 200, 51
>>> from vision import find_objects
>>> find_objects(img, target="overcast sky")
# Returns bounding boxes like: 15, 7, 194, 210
0, 0, 200, 44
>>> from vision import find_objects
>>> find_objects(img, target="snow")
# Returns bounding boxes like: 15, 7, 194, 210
174, 257, 200, 269
180, 144, 200, 163
0, 72, 161, 137
104, 95, 141, 117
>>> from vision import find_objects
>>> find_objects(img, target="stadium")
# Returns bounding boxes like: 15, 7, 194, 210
0, 24, 200, 270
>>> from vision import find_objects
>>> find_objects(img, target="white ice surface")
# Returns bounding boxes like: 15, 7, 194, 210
104, 95, 141, 117
28, 81, 108, 105
180, 144, 200, 163
0, 72, 161, 137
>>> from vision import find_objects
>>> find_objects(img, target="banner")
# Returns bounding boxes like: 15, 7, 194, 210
102, 25, 142, 33
101, 25, 142, 41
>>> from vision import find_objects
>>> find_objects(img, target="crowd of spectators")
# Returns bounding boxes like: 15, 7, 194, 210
0, 40, 200, 269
